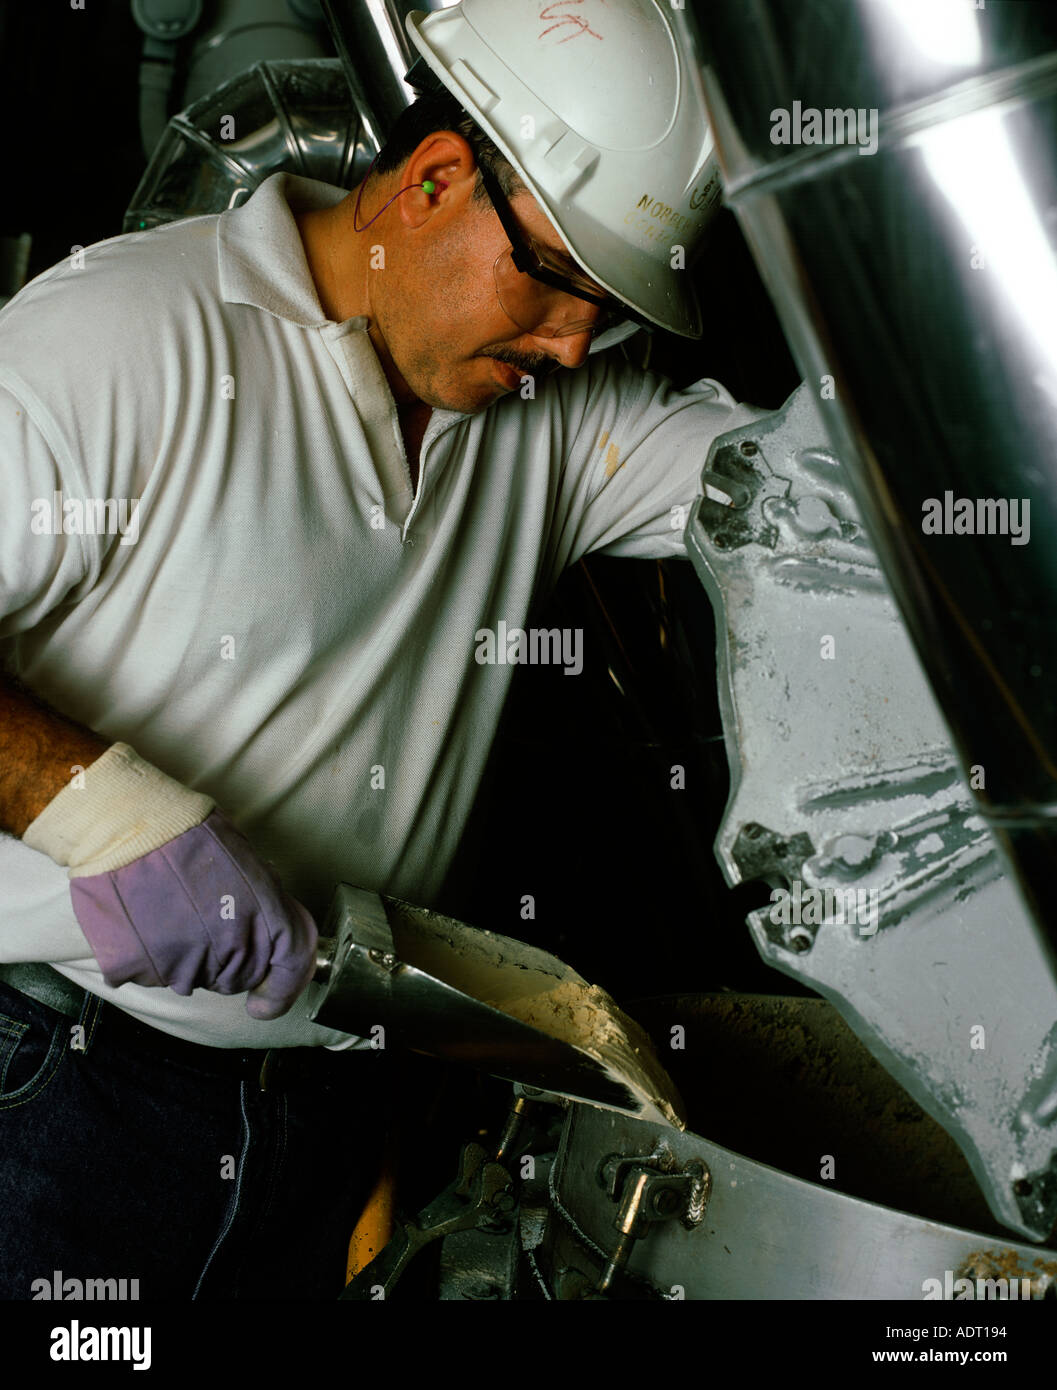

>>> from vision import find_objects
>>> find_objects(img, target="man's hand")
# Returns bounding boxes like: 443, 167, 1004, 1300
2, 678, 317, 1019
69, 810, 318, 1020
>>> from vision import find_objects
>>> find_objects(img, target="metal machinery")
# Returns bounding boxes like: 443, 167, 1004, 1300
124, 0, 1057, 1297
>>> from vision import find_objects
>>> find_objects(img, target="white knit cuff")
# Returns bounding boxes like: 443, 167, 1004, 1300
22, 742, 215, 878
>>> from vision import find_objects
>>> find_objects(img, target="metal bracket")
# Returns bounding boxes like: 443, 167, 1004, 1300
592, 1149, 711, 1294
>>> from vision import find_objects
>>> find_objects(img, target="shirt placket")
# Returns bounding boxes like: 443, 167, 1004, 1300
321, 321, 413, 529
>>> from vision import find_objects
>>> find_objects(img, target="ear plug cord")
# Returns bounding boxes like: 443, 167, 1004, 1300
353, 150, 448, 232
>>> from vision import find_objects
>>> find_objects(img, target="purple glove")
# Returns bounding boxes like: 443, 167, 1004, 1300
69, 811, 318, 1020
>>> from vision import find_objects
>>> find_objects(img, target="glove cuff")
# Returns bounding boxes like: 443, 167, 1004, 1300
22, 742, 215, 877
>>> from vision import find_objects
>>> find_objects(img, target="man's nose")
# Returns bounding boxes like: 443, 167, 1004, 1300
530, 327, 593, 370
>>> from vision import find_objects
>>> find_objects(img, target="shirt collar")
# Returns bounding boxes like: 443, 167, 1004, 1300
218, 171, 347, 326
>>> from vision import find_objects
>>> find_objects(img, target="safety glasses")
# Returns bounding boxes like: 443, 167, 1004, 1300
476, 159, 625, 340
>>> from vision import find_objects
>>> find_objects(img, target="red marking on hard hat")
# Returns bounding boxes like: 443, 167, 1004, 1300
539, 2, 603, 43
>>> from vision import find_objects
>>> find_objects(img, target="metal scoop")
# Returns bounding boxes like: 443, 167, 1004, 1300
310, 884, 685, 1128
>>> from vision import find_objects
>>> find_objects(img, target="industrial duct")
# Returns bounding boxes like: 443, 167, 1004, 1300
124, 2, 455, 230
684, 0, 1057, 969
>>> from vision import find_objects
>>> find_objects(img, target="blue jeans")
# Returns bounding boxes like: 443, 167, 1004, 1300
0, 977, 391, 1300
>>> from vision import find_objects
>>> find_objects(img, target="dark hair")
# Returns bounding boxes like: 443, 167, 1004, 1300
372, 87, 524, 204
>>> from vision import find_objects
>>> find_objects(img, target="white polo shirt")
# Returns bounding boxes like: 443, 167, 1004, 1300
0, 173, 765, 1047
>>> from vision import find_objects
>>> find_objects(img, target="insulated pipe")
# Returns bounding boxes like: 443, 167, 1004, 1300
684, 0, 1057, 958
123, 59, 375, 232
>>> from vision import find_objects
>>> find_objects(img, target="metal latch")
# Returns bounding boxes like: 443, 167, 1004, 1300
593, 1149, 711, 1295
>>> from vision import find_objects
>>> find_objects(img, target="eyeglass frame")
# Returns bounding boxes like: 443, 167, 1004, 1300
474, 158, 637, 337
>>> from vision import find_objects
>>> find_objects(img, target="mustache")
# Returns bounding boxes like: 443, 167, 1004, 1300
483, 346, 558, 376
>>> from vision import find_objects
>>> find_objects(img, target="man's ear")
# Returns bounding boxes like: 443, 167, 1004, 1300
398, 132, 478, 229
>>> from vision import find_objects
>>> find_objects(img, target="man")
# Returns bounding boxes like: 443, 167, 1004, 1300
0, 0, 763, 1298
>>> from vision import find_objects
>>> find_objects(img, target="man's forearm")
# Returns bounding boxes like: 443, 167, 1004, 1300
0, 676, 109, 837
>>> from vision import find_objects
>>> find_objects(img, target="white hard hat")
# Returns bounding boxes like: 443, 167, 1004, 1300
405, 0, 721, 338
